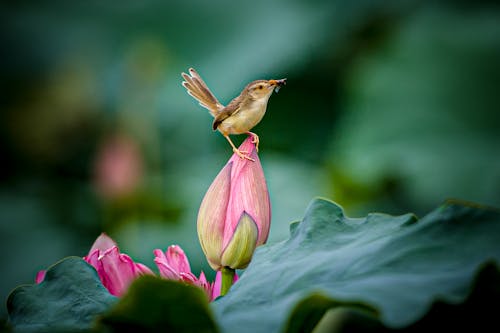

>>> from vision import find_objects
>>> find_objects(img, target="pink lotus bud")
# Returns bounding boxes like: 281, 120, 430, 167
35, 270, 46, 284
197, 136, 271, 270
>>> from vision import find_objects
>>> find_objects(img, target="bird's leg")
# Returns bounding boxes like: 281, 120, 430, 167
224, 135, 255, 162
247, 132, 259, 152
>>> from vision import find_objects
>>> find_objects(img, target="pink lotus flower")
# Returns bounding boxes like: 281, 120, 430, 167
84, 234, 153, 296
36, 235, 235, 301
36, 233, 152, 297
197, 136, 271, 270
154, 245, 237, 301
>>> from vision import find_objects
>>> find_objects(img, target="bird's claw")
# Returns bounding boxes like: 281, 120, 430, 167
233, 148, 255, 162
248, 132, 260, 152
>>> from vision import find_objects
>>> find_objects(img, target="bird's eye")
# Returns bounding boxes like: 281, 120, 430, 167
257, 85, 263, 90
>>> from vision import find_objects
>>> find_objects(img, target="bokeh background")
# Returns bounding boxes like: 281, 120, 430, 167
1, 0, 499, 320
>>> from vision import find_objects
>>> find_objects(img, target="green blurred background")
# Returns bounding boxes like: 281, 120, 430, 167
1, 0, 499, 320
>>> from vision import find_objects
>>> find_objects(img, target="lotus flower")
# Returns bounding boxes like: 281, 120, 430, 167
154, 245, 237, 301
35, 234, 233, 301
35, 233, 153, 296
154, 245, 202, 283
83, 233, 153, 296
197, 136, 271, 270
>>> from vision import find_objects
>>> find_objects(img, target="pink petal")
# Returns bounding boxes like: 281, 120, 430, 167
99, 246, 137, 296
195, 271, 213, 301
198, 271, 208, 285
82, 234, 154, 296
154, 249, 181, 279
35, 270, 46, 284
179, 272, 198, 284
153, 248, 166, 260
211, 271, 222, 300
84, 249, 101, 270
88, 233, 117, 254
154, 246, 197, 282
165, 245, 192, 274
135, 263, 154, 275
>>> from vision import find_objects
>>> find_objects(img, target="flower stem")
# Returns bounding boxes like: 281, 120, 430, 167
220, 267, 235, 296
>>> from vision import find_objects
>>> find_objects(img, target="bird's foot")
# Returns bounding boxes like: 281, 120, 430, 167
233, 148, 255, 162
247, 132, 260, 152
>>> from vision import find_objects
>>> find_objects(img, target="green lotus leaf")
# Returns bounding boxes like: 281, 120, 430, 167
213, 198, 500, 332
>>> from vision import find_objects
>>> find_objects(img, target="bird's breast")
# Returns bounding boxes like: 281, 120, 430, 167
218, 99, 268, 135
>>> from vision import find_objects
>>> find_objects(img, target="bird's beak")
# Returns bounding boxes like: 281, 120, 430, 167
269, 78, 287, 92
269, 79, 286, 86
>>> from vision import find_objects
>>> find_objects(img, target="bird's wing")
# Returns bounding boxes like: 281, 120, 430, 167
212, 95, 242, 130
181, 68, 224, 117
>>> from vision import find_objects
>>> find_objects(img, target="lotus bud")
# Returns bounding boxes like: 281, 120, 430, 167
197, 136, 271, 270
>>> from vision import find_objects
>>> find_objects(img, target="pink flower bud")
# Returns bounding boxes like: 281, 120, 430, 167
35, 270, 46, 284
197, 136, 271, 270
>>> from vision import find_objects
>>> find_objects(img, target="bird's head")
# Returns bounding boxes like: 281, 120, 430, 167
245, 78, 287, 100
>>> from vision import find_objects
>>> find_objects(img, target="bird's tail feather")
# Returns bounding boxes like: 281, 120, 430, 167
182, 68, 223, 117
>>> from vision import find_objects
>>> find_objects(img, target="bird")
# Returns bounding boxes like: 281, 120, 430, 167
181, 68, 286, 161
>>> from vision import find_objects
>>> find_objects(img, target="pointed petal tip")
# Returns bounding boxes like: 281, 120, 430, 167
166, 244, 192, 273
89, 233, 117, 254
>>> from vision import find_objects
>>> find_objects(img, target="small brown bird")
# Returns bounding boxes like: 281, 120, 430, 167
181, 68, 286, 161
